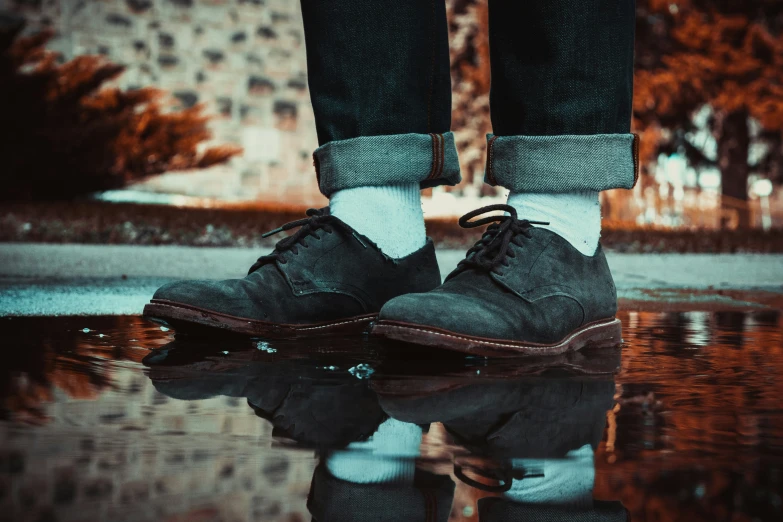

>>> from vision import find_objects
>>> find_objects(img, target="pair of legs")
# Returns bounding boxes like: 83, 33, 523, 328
306, 0, 636, 259
145, 0, 637, 356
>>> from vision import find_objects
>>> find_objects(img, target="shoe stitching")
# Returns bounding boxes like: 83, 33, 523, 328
378, 319, 618, 350
148, 300, 375, 332
523, 234, 555, 280
296, 316, 375, 331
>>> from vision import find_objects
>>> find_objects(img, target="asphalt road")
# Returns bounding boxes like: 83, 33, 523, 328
1, 243, 782, 316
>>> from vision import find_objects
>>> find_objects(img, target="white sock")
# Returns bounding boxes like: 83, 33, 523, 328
325, 418, 422, 484
504, 444, 595, 507
506, 191, 601, 256
329, 184, 426, 259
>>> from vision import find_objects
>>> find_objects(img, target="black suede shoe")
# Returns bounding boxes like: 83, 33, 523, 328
144, 208, 441, 338
373, 204, 622, 357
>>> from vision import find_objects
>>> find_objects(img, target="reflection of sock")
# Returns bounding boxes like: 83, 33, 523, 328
507, 191, 601, 256
505, 444, 595, 507
330, 183, 426, 259
325, 418, 422, 484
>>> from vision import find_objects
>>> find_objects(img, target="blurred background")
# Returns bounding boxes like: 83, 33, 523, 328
1, 0, 782, 247
2, 5, 783, 521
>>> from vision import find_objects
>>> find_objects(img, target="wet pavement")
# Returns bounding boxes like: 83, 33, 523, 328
2, 244, 783, 315
1, 310, 782, 521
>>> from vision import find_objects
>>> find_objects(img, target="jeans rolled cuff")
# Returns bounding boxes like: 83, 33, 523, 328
313, 132, 462, 197
484, 133, 640, 193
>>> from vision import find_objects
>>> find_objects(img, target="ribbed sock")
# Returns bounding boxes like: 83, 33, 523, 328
504, 444, 595, 507
329, 184, 426, 259
506, 191, 601, 256
325, 418, 422, 484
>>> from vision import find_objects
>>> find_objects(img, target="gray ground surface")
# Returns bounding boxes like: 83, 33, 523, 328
1, 243, 781, 315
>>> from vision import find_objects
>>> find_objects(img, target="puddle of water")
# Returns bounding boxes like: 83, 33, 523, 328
1, 310, 782, 522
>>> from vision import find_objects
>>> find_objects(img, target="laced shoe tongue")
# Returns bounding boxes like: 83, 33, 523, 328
452, 204, 548, 275
247, 207, 335, 273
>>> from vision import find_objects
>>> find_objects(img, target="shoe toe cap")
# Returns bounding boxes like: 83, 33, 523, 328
378, 293, 423, 322
379, 291, 514, 339
152, 280, 213, 305
151, 279, 261, 318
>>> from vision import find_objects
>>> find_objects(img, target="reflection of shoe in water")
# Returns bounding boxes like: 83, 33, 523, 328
143, 337, 386, 449
375, 373, 628, 520
377, 376, 616, 460
245, 371, 385, 449
143, 339, 265, 401
144, 207, 441, 338
374, 205, 622, 357
372, 337, 621, 406
375, 342, 622, 383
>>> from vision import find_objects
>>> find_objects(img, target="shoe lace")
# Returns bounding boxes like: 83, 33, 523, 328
248, 207, 336, 273
456, 204, 548, 275
453, 460, 532, 493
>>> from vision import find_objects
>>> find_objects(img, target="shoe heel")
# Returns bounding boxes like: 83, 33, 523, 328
580, 318, 623, 350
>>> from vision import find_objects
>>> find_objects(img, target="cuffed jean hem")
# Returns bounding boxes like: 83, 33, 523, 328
313, 132, 462, 197
484, 133, 640, 193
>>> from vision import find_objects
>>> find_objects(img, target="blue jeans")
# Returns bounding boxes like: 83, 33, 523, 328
300, 0, 638, 197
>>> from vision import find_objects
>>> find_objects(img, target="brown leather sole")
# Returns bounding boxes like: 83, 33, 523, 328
143, 299, 376, 339
372, 317, 623, 358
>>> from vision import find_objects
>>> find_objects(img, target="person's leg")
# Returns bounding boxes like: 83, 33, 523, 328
487, 0, 636, 255
301, 0, 459, 258
374, 0, 636, 354
301, 0, 452, 146
144, 1, 457, 335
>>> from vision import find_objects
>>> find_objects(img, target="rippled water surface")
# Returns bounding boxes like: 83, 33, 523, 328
1, 310, 782, 522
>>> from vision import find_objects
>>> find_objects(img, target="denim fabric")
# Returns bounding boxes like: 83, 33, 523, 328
488, 0, 635, 137
315, 132, 461, 197
300, 0, 451, 145
300, 0, 636, 195
484, 134, 639, 192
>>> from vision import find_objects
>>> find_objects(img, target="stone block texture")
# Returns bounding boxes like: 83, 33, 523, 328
1, 363, 315, 522
8, 0, 323, 206
10, 0, 495, 206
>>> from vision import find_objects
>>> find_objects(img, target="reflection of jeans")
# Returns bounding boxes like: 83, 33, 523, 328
308, 463, 630, 522
300, 0, 638, 197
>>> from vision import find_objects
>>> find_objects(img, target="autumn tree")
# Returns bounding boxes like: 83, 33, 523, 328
0, 16, 242, 201
634, 0, 783, 227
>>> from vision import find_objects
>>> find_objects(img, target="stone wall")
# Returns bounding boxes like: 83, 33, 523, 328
9, 0, 324, 206
8, 0, 501, 207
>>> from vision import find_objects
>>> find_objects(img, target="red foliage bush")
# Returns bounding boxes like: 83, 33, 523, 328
634, 0, 783, 227
0, 18, 242, 201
